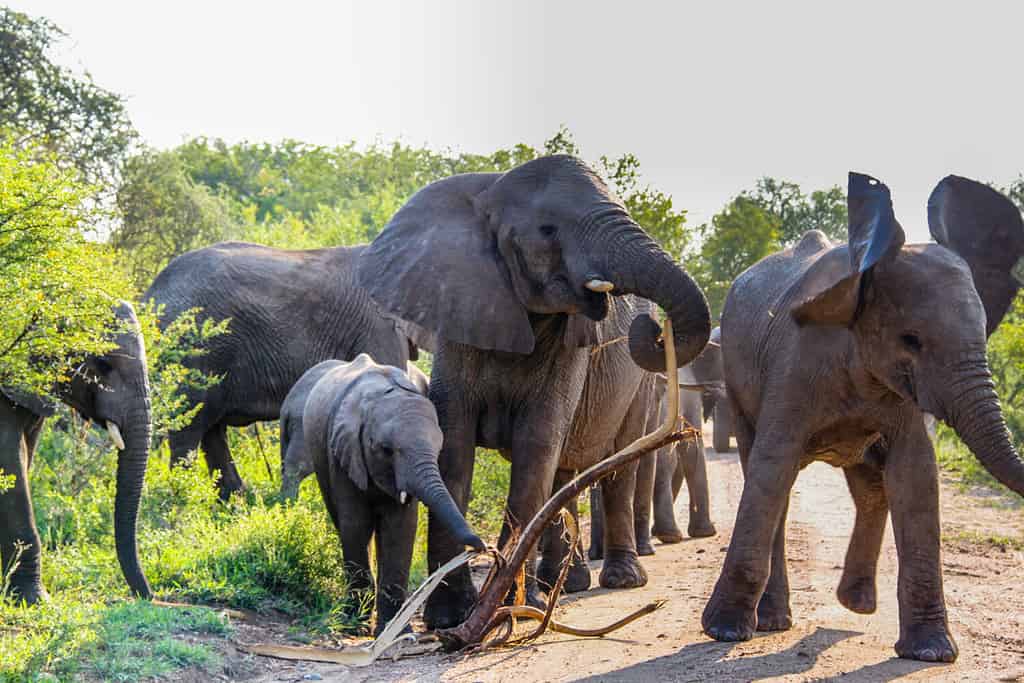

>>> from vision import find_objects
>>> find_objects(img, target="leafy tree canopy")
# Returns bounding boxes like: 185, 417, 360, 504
0, 8, 136, 186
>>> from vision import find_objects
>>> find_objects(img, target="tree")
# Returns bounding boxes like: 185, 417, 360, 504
112, 149, 237, 289
744, 177, 846, 244
688, 197, 781, 319
0, 8, 136, 186
0, 139, 131, 395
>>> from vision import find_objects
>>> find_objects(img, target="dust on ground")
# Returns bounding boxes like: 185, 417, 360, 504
204, 426, 1024, 683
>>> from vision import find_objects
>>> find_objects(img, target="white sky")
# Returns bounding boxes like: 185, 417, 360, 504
19, 0, 1024, 240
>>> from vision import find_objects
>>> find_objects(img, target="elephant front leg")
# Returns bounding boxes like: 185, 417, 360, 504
885, 426, 958, 663
702, 438, 799, 641
373, 503, 418, 636
538, 470, 591, 594
838, 461, 887, 614
598, 459, 648, 589
587, 485, 604, 560
632, 451, 656, 556
334, 498, 375, 632
0, 412, 47, 604
680, 436, 717, 538
200, 423, 245, 501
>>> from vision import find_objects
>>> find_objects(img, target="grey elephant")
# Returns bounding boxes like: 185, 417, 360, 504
589, 360, 717, 565
144, 242, 430, 499
702, 172, 1024, 663
700, 327, 734, 453
280, 361, 429, 499
297, 355, 483, 633
356, 155, 711, 629
0, 302, 152, 604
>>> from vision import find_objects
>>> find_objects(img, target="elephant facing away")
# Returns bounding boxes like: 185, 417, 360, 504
357, 155, 711, 629
703, 173, 1024, 663
0, 302, 153, 604
144, 242, 428, 499
298, 355, 483, 633
280, 361, 429, 499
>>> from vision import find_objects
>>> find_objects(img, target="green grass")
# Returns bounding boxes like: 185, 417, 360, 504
934, 424, 1020, 503
944, 529, 1024, 552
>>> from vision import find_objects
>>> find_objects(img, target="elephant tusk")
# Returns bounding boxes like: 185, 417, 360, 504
584, 279, 615, 293
106, 421, 126, 451
400, 491, 408, 505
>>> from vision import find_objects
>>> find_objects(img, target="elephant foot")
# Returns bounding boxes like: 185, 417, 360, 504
755, 595, 793, 632
702, 588, 756, 642
538, 556, 592, 594
504, 582, 548, 611
688, 519, 717, 538
216, 476, 246, 502
7, 579, 49, 606
652, 524, 685, 544
588, 542, 603, 562
598, 550, 647, 589
837, 575, 877, 614
424, 568, 478, 630
895, 623, 958, 663
636, 538, 656, 556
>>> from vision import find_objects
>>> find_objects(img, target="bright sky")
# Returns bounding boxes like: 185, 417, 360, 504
19, 1, 1024, 240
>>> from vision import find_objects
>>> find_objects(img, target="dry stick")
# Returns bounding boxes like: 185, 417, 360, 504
437, 319, 685, 651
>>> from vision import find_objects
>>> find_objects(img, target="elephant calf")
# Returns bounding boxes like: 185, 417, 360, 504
293, 355, 482, 633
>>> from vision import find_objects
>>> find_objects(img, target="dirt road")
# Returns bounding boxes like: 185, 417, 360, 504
242, 430, 1024, 682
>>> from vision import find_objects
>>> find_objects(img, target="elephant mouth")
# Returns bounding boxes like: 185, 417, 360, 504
581, 288, 610, 321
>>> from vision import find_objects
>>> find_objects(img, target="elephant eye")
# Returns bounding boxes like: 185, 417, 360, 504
538, 224, 558, 237
900, 333, 923, 353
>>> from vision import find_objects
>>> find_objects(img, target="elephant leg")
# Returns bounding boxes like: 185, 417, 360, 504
0, 403, 47, 604
885, 424, 957, 663
329, 486, 375, 628
651, 443, 685, 543
598, 458, 647, 589
423, 406, 479, 630
756, 495, 792, 631
200, 423, 245, 501
838, 461, 887, 614
373, 502, 418, 636
702, 429, 800, 642
587, 485, 604, 560
633, 450, 656, 556
538, 469, 591, 594
681, 436, 716, 538
168, 421, 205, 468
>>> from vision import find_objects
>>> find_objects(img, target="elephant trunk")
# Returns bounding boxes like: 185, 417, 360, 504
113, 395, 153, 599
944, 357, 1024, 496
406, 455, 484, 551
582, 207, 711, 372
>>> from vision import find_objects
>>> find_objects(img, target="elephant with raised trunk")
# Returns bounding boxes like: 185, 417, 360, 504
0, 302, 152, 604
357, 155, 711, 629
297, 355, 483, 633
144, 242, 429, 499
702, 172, 1024, 663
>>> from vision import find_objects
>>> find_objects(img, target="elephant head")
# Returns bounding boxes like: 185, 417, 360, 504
792, 172, 1024, 496
356, 155, 711, 371
328, 356, 483, 550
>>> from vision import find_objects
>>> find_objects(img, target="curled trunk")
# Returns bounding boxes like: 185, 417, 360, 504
114, 399, 153, 599
945, 362, 1024, 496
583, 208, 711, 372
409, 458, 484, 551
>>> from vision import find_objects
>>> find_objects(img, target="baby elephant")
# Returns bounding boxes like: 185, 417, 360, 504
291, 355, 483, 633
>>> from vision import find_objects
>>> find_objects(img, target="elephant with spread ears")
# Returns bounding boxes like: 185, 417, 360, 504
702, 172, 1024, 663
0, 302, 153, 604
357, 155, 711, 629
144, 242, 430, 500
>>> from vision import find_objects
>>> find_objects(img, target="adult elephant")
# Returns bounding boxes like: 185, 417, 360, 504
702, 173, 1024, 663
144, 242, 430, 499
357, 155, 711, 629
0, 302, 153, 604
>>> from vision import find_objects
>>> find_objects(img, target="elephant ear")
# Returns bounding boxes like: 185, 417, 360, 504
327, 357, 376, 491
928, 175, 1024, 336
358, 173, 535, 354
792, 172, 906, 326
1, 387, 57, 418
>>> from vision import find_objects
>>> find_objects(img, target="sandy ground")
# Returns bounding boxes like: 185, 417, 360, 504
221, 426, 1024, 683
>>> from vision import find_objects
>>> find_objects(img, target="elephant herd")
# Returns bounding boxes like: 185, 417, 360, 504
2, 156, 1023, 666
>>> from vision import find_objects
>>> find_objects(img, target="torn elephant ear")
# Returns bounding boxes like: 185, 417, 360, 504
792, 172, 906, 327
928, 175, 1024, 336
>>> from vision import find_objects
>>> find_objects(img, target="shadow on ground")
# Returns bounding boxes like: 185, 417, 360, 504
572, 627, 939, 682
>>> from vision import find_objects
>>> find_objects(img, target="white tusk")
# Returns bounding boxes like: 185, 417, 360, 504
585, 279, 614, 293
399, 491, 408, 505
105, 421, 125, 450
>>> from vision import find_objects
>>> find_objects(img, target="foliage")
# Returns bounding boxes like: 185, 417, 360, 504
0, 8, 136, 187
743, 177, 847, 244
0, 468, 12, 493
0, 139, 131, 397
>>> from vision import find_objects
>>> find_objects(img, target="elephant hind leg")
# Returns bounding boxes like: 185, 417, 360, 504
201, 423, 245, 501
538, 470, 591, 594
838, 461, 886, 614
597, 458, 647, 589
